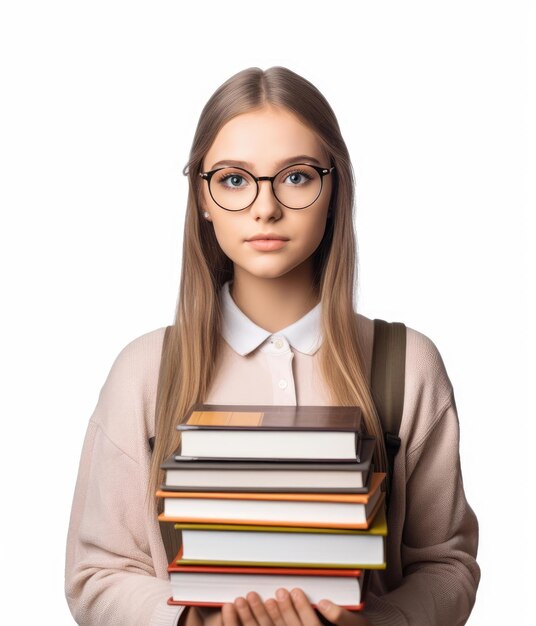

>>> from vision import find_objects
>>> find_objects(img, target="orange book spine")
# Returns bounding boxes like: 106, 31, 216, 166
157, 492, 384, 529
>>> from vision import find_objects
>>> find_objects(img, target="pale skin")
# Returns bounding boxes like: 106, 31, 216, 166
184, 104, 372, 626
201, 104, 328, 331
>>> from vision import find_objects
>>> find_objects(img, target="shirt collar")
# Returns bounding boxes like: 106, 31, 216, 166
220, 280, 323, 356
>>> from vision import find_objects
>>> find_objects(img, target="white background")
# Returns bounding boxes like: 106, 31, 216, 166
0, 1, 533, 623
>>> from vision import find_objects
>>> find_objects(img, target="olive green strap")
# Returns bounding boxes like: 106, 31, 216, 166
371, 319, 407, 510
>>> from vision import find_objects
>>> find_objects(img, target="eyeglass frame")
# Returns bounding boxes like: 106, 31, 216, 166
198, 163, 336, 211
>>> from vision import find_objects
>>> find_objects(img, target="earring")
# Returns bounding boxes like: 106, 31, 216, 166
203, 211, 209, 219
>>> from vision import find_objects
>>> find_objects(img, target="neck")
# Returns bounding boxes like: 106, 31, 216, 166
230, 264, 320, 333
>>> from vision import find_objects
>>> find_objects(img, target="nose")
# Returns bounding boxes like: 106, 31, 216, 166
249, 179, 283, 220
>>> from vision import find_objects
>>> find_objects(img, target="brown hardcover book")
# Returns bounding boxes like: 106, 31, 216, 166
160, 438, 375, 493
176, 404, 364, 462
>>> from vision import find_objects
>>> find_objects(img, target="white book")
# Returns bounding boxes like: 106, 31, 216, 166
161, 488, 382, 526
161, 439, 376, 493
168, 569, 365, 607
174, 506, 387, 569
176, 404, 363, 461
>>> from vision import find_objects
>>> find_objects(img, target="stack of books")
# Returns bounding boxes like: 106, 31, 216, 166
156, 404, 387, 611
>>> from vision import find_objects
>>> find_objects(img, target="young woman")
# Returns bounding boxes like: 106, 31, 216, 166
65, 67, 480, 626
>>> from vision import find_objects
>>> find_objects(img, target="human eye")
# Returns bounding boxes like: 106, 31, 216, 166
215, 170, 250, 191
281, 167, 314, 186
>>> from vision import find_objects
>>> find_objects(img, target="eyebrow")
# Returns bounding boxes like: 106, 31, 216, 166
209, 155, 323, 170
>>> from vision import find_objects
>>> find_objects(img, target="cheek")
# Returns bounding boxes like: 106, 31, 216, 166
302, 214, 329, 249
210, 220, 242, 258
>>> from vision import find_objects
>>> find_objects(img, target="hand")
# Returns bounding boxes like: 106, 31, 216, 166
227, 588, 372, 626
195, 605, 252, 626
180, 603, 254, 626
184, 606, 225, 626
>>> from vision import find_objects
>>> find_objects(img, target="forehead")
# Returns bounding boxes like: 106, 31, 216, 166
204, 106, 327, 171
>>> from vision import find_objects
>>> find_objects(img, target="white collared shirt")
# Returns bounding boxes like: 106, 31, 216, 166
205, 280, 330, 405
220, 279, 323, 356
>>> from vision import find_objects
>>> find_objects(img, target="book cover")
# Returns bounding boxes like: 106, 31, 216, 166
173, 504, 388, 537
160, 438, 375, 493
176, 404, 364, 462
166, 561, 367, 610
178, 404, 363, 432
166, 598, 365, 611
168, 560, 364, 577
171, 506, 387, 569
157, 488, 385, 529
156, 474, 385, 529
157, 472, 384, 504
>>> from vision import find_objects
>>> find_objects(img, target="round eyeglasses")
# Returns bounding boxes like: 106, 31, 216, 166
199, 163, 335, 211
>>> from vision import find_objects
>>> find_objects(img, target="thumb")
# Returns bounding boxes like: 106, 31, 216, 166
317, 600, 366, 626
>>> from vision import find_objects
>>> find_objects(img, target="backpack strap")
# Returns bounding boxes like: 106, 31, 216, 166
371, 319, 406, 512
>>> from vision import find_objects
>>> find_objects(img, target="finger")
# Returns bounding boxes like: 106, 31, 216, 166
198, 606, 225, 626
234, 596, 259, 626
264, 598, 286, 626
246, 591, 276, 626
317, 599, 367, 626
289, 588, 321, 625
222, 602, 241, 626
275, 588, 302, 626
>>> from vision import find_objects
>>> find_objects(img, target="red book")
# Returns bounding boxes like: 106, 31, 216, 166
166, 552, 367, 610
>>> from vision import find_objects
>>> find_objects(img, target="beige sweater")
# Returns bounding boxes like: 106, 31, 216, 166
65, 290, 480, 625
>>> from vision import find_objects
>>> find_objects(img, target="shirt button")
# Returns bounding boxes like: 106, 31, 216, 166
274, 339, 284, 349
278, 379, 288, 389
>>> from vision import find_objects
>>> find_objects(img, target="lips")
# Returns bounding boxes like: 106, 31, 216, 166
246, 235, 289, 242
246, 239, 289, 251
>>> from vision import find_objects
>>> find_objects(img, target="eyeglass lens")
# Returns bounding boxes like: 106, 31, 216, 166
209, 164, 323, 210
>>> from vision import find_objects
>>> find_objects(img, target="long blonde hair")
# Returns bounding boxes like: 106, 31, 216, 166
147, 66, 388, 514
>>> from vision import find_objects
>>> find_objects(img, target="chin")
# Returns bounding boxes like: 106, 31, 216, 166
244, 263, 303, 280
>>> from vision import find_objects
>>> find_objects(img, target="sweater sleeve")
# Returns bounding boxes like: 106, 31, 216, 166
64, 339, 185, 626
362, 397, 481, 626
